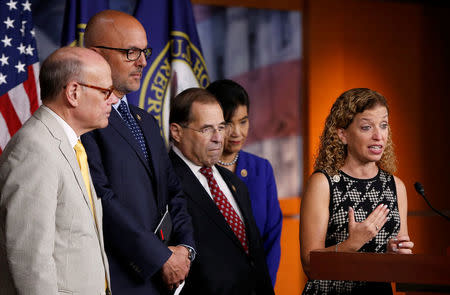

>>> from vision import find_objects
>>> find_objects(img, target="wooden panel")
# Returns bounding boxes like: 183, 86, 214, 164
191, 0, 302, 11
310, 251, 450, 285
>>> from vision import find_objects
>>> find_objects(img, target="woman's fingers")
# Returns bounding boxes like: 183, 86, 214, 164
398, 241, 414, 250
369, 204, 389, 231
387, 238, 398, 253
365, 204, 387, 224
348, 207, 355, 229
374, 206, 389, 229
387, 236, 414, 254
396, 248, 413, 254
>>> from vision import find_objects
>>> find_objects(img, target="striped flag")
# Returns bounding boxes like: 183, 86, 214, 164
128, 0, 209, 143
61, 0, 108, 47
0, 0, 40, 155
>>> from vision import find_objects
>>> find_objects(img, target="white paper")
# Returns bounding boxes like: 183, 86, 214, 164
174, 281, 185, 295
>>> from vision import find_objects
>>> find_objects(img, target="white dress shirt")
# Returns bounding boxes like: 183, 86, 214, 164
172, 146, 244, 220
42, 105, 79, 152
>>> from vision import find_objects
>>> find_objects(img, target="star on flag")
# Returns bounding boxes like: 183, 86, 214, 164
0, 0, 41, 154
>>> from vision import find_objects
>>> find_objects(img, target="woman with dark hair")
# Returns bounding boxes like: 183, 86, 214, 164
207, 79, 282, 287
300, 88, 414, 294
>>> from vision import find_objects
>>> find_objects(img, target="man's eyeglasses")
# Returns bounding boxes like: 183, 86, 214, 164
78, 82, 114, 101
94, 46, 152, 61
181, 124, 230, 138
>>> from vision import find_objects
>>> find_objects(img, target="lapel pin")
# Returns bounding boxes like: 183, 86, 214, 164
136, 114, 141, 121
240, 169, 248, 177
231, 184, 236, 192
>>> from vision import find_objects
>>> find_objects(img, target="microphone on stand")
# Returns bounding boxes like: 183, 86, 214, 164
414, 182, 449, 222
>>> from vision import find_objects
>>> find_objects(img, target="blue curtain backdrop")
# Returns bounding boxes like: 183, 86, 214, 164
61, 0, 109, 47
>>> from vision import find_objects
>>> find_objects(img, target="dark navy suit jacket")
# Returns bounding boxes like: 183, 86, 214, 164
169, 150, 274, 295
82, 104, 195, 295
235, 150, 282, 286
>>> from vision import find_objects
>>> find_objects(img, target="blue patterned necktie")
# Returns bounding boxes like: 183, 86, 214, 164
117, 100, 149, 161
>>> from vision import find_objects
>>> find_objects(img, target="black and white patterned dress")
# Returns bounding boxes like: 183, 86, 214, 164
302, 169, 400, 295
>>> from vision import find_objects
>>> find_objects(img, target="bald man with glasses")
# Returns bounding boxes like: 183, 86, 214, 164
0, 46, 116, 295
168, 88, 274, 295
81, 10, 195, 295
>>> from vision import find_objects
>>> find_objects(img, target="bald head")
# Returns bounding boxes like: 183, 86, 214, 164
84, 10, 146, 48
39, 47, 109, 102
84, 10, 149, 97
40, 46, 116, 136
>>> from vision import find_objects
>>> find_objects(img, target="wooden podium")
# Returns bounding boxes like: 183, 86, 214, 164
309, 251, 450, 292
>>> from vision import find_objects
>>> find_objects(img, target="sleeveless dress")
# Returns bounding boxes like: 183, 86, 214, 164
302, 169, 401, 295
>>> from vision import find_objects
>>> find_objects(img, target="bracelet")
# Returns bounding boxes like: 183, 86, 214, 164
335, 242, 341, 252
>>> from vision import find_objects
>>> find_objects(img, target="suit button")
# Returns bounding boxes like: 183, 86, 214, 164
249, 260, 255, 268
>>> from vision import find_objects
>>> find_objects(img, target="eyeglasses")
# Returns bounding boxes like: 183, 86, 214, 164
181, 124, 230, 138
78, 82, 114, 101
94, 46, 152, 61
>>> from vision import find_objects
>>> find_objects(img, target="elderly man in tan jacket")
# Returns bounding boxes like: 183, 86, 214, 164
0, 46, 118, 295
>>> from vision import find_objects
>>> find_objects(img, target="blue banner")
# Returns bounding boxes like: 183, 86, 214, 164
61, 0, 108, 46
129, 0, 209, 142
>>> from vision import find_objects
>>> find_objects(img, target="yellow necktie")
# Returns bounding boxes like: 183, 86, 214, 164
74, 140, 95, 215
74, 140, 109, 292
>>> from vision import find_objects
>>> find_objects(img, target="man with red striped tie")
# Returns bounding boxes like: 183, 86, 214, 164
168, 87, 274, 295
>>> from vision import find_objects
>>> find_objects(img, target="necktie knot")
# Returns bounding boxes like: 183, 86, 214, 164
74, 140, 86, 156
199, 167, 213, 178
118, 100, 130, 118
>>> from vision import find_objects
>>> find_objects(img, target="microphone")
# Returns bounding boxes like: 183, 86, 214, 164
414, 182, 449, 222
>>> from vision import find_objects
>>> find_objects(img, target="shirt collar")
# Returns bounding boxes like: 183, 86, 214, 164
172, 145, 221, 175
113, 95, 129, 113
42, 105, 78, 149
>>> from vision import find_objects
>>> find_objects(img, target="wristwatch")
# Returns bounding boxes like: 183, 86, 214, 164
184, 246, 195, 262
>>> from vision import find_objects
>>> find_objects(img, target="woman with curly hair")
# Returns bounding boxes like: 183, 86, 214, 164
300, 88, 414, 294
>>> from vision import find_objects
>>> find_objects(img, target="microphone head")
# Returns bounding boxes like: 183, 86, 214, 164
414, 182, 425, 196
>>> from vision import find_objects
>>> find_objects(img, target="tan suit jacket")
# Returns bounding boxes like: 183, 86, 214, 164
0, 107, 110, 295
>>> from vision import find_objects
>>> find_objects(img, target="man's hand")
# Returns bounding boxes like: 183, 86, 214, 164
161, 245, 191, 290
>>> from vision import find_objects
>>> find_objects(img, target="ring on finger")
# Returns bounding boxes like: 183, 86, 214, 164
375, 225, 379, 230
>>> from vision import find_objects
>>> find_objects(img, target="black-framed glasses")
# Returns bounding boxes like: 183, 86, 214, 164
94, 46, 152, 61
78, 82, 114, 101
181, 123, 230, 138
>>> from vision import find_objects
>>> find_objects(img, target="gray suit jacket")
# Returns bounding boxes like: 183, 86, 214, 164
0, 107, 110, 295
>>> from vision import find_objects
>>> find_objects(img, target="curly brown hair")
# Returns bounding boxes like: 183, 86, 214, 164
314, 88, 396, 176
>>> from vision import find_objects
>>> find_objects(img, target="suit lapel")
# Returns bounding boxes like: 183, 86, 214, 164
34, 108, 98, 229
129, 106, 159, 183
35, 107, 110, 283
109, 109, 152, 173
170, 151, 247, 252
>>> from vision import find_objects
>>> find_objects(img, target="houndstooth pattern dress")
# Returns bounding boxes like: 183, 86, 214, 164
302, 169, 400, 295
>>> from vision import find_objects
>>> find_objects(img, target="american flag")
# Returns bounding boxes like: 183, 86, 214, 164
0, 0, 40, 155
